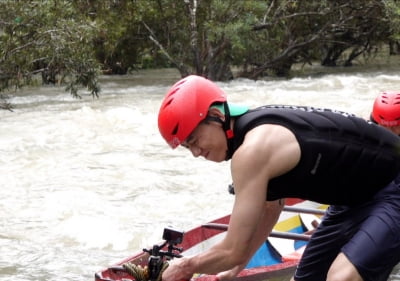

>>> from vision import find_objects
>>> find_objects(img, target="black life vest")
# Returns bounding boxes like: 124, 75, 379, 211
229, 105, 400, 205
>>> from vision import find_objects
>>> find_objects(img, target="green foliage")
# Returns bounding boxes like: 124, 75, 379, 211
82, 0, 175, 73
0, 0, 101, 97
384, 0, 400, 40
0, 0, 399, 107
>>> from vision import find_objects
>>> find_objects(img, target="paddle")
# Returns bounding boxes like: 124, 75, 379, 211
283, 206, 326, 216
276, 213, 322, 262
202, 223, 311, 241
202, 204, 325, 242
229, 184, 327, 217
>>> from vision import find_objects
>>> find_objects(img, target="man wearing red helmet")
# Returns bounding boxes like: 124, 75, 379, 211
371, 91, 400, 136
158, 75, 400, 281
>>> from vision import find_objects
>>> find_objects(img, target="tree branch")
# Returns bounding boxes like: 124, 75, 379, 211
142, 21, 189, 76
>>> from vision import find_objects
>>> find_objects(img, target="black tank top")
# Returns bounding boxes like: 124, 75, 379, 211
229, 105, 400, 205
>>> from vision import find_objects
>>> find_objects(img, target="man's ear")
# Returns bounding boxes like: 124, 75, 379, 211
208, 107, 225, 121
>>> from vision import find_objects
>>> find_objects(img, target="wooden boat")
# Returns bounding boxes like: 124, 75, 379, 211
95, 199, 326, 281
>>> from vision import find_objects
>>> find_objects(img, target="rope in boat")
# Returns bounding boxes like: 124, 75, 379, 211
123, 261, 169, 281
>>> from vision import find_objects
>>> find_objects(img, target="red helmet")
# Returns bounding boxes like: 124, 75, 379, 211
158, 75, 227, 148
371, 92, 400, 126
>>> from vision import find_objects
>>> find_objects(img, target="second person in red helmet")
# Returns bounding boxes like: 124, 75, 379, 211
371, 91, 400, 135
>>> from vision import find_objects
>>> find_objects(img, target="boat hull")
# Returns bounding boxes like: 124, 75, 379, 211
95, 200, 326, 281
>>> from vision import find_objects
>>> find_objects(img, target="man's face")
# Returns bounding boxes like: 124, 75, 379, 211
181, 120, 227, 162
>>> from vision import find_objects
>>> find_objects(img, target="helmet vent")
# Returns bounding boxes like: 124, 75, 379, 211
162, 86, 182, 109
171, 123, 179, 136
164, 98, 173, 108
166, 85, 181, 97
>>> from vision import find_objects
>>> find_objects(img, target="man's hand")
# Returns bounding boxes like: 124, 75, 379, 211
216, 264, 244, 281
162, 257, 193, 281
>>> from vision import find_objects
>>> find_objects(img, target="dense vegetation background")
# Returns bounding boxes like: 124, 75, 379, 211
1, 0, 400, 109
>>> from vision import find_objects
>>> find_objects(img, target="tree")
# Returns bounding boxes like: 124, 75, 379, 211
231, 0, 400, 78
139, 0, 268, 80
76, 0, 161, 74
384, 0, 400, 55
1, 0, 399, 110
319, 1, 391, 67
0, 1, 101, 99
141, 0, 399, 79
236, 0, 332, 78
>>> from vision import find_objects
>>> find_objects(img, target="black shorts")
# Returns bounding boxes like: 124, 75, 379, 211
294, 174, 400, 281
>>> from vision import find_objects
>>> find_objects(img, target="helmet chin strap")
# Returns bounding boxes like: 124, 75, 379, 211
205, 102, 235, 160
223, 102, 235, 160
